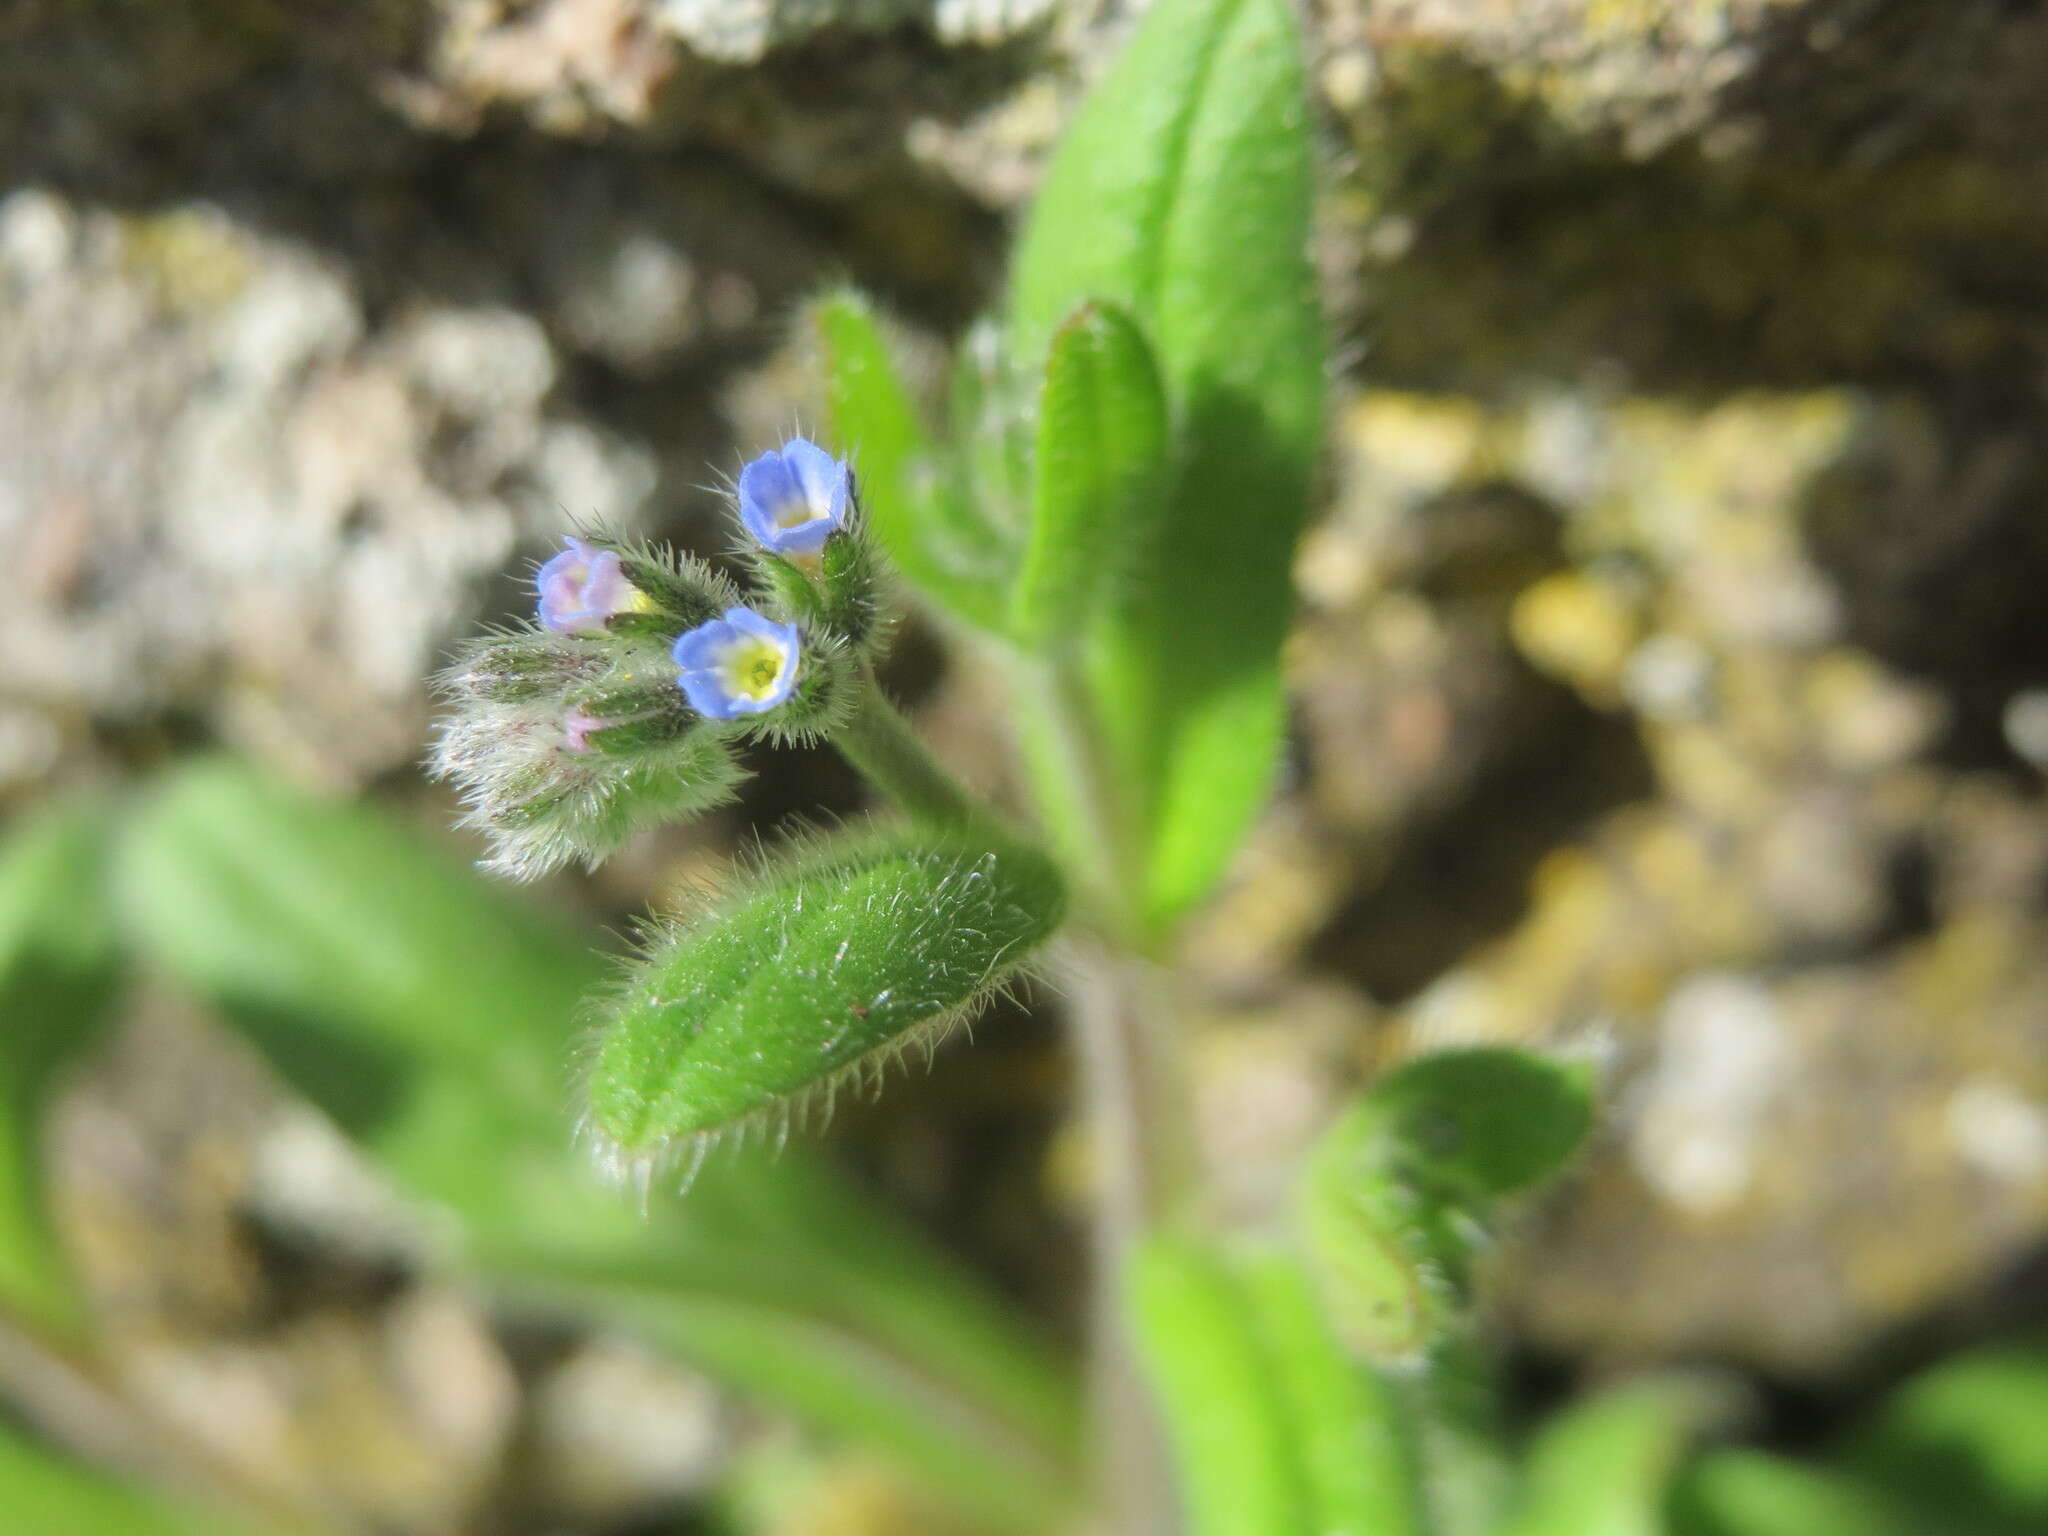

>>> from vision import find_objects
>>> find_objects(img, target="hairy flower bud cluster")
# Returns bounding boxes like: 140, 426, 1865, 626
432, 437, 882, 877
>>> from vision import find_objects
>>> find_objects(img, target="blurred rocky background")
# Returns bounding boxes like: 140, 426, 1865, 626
5, 0, 2048, 1530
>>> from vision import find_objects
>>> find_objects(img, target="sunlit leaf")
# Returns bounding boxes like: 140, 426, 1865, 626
1009, 0, 1323, 931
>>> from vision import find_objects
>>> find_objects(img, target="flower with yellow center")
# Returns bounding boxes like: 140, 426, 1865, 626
672, 606, 801, 719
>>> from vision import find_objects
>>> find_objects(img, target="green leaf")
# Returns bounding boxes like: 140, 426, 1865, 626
1009, 0, 1323, 930
0, 802, 122, 1329
812, 290, 1013, 625
1670, 1450, 1908, 1536
1835, 1342, 2048, 1536
1299, 1048, 1595, 1362
584, 829, 1065, 1162
1132, 1240, 1423, 1536
1497, 1380, 1723, 1536
115, 761, 1078, 1529
1010, 302, 1169, 650
0, 1425, 260, 1536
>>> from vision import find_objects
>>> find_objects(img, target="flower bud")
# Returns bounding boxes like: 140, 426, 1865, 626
442, 634, 607, 705
432, 689, 742, 880
537, 537, 656, 634
736, 437, 851, 556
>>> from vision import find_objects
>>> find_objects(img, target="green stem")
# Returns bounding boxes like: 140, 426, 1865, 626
1066, 940, 1193, 1536
1022, 659, 1147, 940
831, 671, 988, 831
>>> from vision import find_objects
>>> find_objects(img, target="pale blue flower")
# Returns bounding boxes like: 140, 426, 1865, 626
673, 606, 801, 719
536, 536, 647, 633
736, 438, 850, 555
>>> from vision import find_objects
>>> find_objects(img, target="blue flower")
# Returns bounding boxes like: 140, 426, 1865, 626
536, 536, 647, 633
673, 606, 802, 719
736, 438, 850, 555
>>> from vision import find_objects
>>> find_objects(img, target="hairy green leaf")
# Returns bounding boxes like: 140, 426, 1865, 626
1299, 1048, 1595, 1362
812, 290, 1012, 624
1132, 1241, 1422, 1536
584, 831, 1064, 1168
1009, 0, 1323, 930
1011, 302, 1169, 649
0, 803, 121, 1328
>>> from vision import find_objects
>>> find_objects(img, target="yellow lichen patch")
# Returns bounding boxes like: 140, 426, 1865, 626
119, 207, 258, 314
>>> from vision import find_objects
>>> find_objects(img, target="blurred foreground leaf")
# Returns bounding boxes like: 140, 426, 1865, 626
1495, 1379, 1723, 1536
1836, 1342, 2048, 1536
0, 802, 121, 1329
1009, 0, 1323, 931
1669, 1449, 1908, 1536
1299, 1048, 1595, 1362
813, 290, 1014, 626
0, 1425, 263, 1536
1131, 1240, 1421, 1536
116, 760, 1078, 1531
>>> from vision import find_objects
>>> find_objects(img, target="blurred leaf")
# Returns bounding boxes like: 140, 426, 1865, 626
1495, 1379, 1723, 1536
812, 290, 1014, 625
116, 760, 1078, 1530
1406, 1335, 1516, 1536
1009, 0, 1323, 931
1299, 1048, 1595, 1362
1361, 1048, 1597, 1200
1010, 302, 1169, 651
1835, 1342, 2048, 1536
1131, 1240, 1422, 1536
0, 1424, 263, 1536
1669, 1450, 1908, 1536
0, 802, 122, 1328
950, 317, 1035, 544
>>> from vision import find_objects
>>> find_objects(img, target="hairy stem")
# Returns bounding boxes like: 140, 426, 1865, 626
1065, 939, 1192, 1536
831, 671, 989, 831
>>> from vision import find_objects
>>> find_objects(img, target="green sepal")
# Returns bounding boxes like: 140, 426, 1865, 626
581, 711, 694, 757
1298, 1048, 1595, 1362
1011, 301, 1170, 651
615, 547, 734, 631
748, 552, 829, 628
746, 531, 884, 659
583, 827, 1065, 1173
820, 527, 885, 655
601, 610, 686, 642
441, 632, 607, 704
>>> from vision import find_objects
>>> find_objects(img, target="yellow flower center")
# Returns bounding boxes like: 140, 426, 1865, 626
720, 636, 789, 700
774, 496, 820, 531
